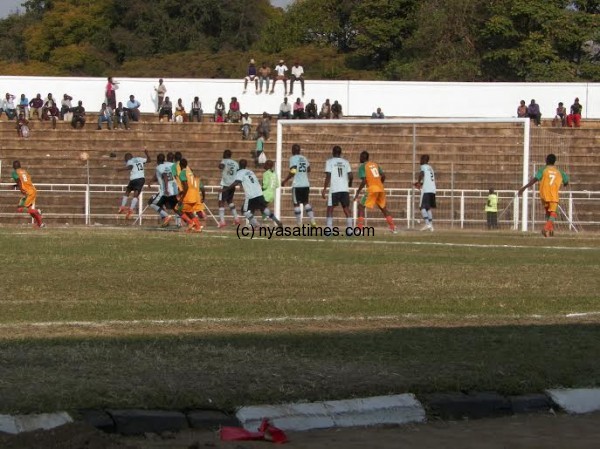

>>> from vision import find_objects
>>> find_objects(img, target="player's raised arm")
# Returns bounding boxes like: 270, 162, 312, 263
143, 147, 150, 161
517, 176, 538, 196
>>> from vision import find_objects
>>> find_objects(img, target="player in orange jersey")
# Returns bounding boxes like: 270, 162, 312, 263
353, 151, 397, 233
11, 160, 44, 228
176, 158, 205, 233
518, 153, 569, 237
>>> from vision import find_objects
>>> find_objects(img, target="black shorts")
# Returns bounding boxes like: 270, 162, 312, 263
420, 192, 437, 209
329, 191, 350, 208
219, 187, 235, 204
292, 187, 310, 205
244, 196, 268, 213
126, 178, 145, 194
149, 194, 177, 210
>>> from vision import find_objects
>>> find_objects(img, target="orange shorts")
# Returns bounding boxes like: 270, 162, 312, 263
19, 191, 37, 208
180, 202, 204, 214
541, 200, 558, 213
361, 191, 386, 209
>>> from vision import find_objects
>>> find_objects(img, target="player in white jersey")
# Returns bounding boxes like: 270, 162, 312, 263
117, 147, 150, 219
415, 154, 436, 231
322, 145, 353, 230
217, 149, 241, 228
148, 153, 179, 227
281, 144, 316, 226
224, 159, 282, 228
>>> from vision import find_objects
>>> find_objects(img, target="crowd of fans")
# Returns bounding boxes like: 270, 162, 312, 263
517, 98, 583, 128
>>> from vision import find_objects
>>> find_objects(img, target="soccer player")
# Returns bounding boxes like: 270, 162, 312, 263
262, 159, 279, 207
518, 153, 569, 237
225, 159, 282, 228
177, 158, 205, 233
217, 149, 241, 228
353, 151, 397, 233
415, 154, 436, 231
281, 144, 316, 227
11, 161, 44, 228
148, 153, 179, 227
322, 145, 353, 230
117, 147, 150, 219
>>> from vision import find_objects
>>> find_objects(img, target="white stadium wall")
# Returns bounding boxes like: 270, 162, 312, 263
1, 76, 598, 119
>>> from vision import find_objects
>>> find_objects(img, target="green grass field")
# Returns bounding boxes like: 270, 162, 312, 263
1, 226, 599, 414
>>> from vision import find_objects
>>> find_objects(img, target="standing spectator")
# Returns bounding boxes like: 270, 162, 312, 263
29, 94, 43, 120
105, 77, 118, 110
516, 100, 527, 118
214, 97, 226, 121
567, 97, 582, 128
190, 96, 202, 122
61, 94, 73, 121
552, 102, 566, 127
258, 62, 271, 94
243, 59, 258, 94
126, 95, 141, 122
16, 112, 29, 137
485, 188, 498, 230
154, 78, 167, 112
71, 100, 86, 129
228, 97, 241, 123
331, 100, 343, 119
270, 59, 288, 95
255, 113, 271, 140
18, 94, 29, 119
42, 93, 55, 121
293, 97, 305, 119
289, 61, 305, 96
114, 102, 130, 130
241, 113, 252, 140
319, 99, 331, 119
174, 98, 187, 123
97, 102, 113, 130
1, 93, 17, 120
254, 130, 265, 167
305, 99, 318, 119
159, 96, 173, 122
278, 97, 292, 119
371, 107, 385, 119
527, 99, 541, 126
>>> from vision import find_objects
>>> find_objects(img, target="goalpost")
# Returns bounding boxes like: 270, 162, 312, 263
276, 118, 532, 231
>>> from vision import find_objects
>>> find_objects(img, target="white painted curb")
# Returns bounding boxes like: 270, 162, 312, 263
0, 412, 73, 435
237, 394, 426, 432
547, 389, 600, 414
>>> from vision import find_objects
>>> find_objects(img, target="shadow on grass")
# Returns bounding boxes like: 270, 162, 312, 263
1, 323, 599, 413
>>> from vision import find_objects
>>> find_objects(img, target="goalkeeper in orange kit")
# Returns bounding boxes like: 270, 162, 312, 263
10, 160, 44, 228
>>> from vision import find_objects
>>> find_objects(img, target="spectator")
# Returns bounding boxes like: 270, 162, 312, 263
214, 97, 226, 121
270, 59, 288, 95
97, 102, 113, 130
29, 94, 43, 120
567, 97, 582, 128
331, 100, 343, 119
18, 94, 29, 119
16, 112, 29, 137
258, 62, 271, 94
45, 102, 60, 129
174, 98, 187, 123
42, 93, 55, 121
241, 112, 252, 140
319, 99, 331, 119
485, 188, 498, 230
371, 107, 385, 119
190, 96, 203, 122
305, 99, 318, 119
105, 77, 118, 109
243, 59, 259, 94
527, 99, 541, 126
517, 100, 527, 118
1, 93, 17, 120
126, 95, 141, 122
71, 100, 86, 129
255, 112, 271, 140
154, 78, 167, 112
114, 102, 130, 130
215, 109, 225, 123
61, 94, 73, 121
159, 96, 173, 122
278, 97, 292, 119
293, 97, 305, 119
289, 61, 305, 96
254, 130, 265, 167
228, 97, 241, 123
552, 102, 566, 127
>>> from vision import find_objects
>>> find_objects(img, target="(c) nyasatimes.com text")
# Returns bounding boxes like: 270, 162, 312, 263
236, 224, 375, 239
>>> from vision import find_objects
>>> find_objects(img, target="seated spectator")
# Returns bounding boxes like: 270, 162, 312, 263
527, 99, 541, 126
215, 109, 225, 123
214, 97, 226, 121
174, 98, 187, 123
241, 112, 252, 140
289, 61, 305, 96
29, 94, 43, 120
319, 99, 331, 119
42, 93, 55, 121
278, 97, 292, 119
18, 94, 29, 119
243, 59, 258, 94
293, 97, 305, 119
190, 96, 203, 122
331, 100, 343, 119
71, 101, 86, 129
126, 95, 141, 122
270, 59, 288, 95
371, 107, 385, 119
305, 99, 318, 119
567, 97, 582, 128
1, 93, 17, 120
552, 102, 566, 127
61, 94, 73, 121
258, 62, 271, 94
517, 100, 527, 118
97, 102, 113, 130
114, 102, 130, 130
228, 97, 241, 123
159, 96, 173, 122
45, 102, 60, 129
16, 112, 29, 137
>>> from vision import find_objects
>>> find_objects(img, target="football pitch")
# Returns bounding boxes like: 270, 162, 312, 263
1, 226, 599, 414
